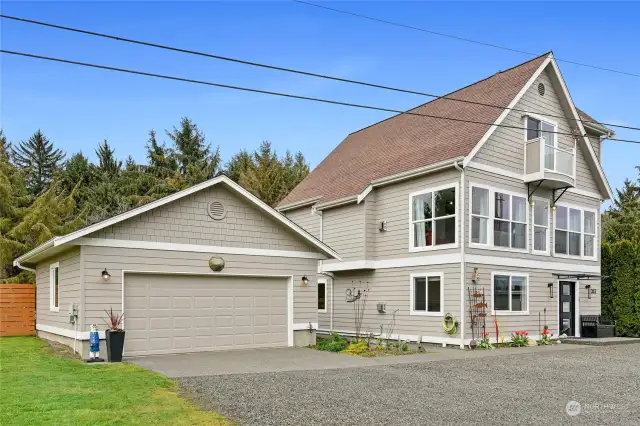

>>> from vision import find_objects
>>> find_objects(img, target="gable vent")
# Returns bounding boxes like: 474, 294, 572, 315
207, 200, 227, 220
538, 83, 545, 96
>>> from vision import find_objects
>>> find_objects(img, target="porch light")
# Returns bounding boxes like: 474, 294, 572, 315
301, 276, 309, 286
101, 269, 111, 281
547, 283, 554, 299
530, 200, 535, 207
585, 284, 592, 300
552, 205, 557, 211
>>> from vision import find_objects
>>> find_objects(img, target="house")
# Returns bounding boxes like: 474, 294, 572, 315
277, 52, 612, 347
13, 176, 340, 358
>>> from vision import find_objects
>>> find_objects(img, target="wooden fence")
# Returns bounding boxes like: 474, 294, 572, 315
0, 284, 36, 337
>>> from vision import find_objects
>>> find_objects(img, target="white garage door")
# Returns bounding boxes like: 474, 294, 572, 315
124, 274, 289, 356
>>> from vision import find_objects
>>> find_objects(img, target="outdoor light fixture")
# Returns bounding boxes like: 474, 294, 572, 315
552, 205, 557, 211
101, 269, 111, 281
548, 283, 554, 299
585, 284, 592, 300
301, 276, 309, 286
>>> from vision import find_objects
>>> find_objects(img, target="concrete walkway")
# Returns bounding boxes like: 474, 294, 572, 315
129, 343, 589, 378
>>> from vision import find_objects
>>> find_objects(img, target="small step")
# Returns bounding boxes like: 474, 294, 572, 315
562, 337, 640, 346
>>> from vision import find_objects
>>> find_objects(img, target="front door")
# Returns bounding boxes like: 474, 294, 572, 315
559, 281, 576, 336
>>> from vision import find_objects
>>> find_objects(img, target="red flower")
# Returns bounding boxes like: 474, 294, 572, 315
542, 329, 548, 335
550, 333, 554, 337
524, 332, 528, 336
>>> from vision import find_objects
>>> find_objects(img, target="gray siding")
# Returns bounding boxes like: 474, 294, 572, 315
465, 263, 600, 339
373, 168, 461, 260
322, 203, 365, 263
82, 246, 319, 328
473, 68, 599, 194
587, 134, 601, 162
465, 167, 601, 266
319, 265, 461, 343
88, 185, 315, 253
35, 248, 81, 330
284, 206, 320, 239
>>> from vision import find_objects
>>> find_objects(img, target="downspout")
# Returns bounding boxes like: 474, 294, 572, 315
454, 160, 466, 349
14, 260, 36, 273
316, 207, 334, 332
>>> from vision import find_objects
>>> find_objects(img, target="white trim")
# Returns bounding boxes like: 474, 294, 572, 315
468, 182, 529, 253
49, 262, 60, 312
76, 238, 326, 260
531, 196, 551, 256
552, 203, 599, 261
408, 181, 459, 253
277, 197, 321, 212
293, 322, 319, 331
575, 279, 581, 338
315, 196, 358, 211
463, 55, 552, 168
37, 324, 106, 340
467, 254, 600, 274
466, 161, 603, 200
524, 111, 559, 127
320, 253, 462, 272
120, 270, 296, 348
490, 271, 530, 315
16, 175, 340, 263
409, 272, 445, 316
317, 278, 327, 313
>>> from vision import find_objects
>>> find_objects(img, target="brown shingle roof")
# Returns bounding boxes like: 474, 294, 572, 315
279, 53, 550, 208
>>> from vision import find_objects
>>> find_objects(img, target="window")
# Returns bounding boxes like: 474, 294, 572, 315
50, 263, 59, 312
555, 205, 597, 259
532, 199, 550, 254
410, 273, 443, 316
492, 273, 528, 314
317, 280, 326, 313
494, 192, 527, 249
471, 186, 490, 245
410, 185, 457, 251
526, 116, 556, 170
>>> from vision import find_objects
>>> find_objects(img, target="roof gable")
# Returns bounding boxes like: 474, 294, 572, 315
278, 53, 549, 208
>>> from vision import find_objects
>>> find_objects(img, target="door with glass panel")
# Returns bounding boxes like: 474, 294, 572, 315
559, 281, 576, 336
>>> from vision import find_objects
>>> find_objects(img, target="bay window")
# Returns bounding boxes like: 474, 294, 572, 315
555, 205, 597, 259
532, 199, 550, 254
410, 184, 457, 251
471, 186, 490, 245
492, 273, 528, 314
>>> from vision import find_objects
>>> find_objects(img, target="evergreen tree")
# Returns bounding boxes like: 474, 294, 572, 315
61, 152, 95, 211
240, 141, 286, 207
95, 140, 122, 177
282, 150, 310, 195
166, 118, 210, 174
146, 130, 177, 179
11, 130, 65, 195
225, 149, 252, 183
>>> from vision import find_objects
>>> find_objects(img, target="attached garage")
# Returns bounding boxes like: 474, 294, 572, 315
124, 273, 291, 356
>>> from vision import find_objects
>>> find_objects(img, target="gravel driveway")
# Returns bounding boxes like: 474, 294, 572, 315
179, 344, 640, 425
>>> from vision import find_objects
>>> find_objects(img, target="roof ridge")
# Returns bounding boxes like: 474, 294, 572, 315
347, 51, 552, 137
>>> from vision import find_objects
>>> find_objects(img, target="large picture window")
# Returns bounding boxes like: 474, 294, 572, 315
555, 205, 597, 259
492, 273, 528, 314
410, 273, 443, 316
410, 185, 457, 251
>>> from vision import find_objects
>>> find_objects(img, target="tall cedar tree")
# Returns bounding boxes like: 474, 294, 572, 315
11, 129, 64, 195
95, 140, 122, 176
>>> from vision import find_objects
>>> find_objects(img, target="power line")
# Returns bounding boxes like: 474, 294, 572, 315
0, 14, 637, 133
3, 49, 640, 146
292, 0, 640, 79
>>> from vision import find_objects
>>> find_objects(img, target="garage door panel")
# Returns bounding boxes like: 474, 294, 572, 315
124, 274, 290, 356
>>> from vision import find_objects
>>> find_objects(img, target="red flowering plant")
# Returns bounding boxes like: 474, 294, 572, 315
537, 328, 554, 345
509, 330, 530, 347
478, 332, 494, 350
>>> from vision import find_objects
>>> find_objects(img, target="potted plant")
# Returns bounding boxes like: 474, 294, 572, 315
103, 308, 125, 362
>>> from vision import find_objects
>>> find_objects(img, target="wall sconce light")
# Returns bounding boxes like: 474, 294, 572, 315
379, 221, 387, 232
301, 276, 309, 286
101, 269, 111, 281
551, 205, 557, 211
585, 284, 595, 300
547, 283, 554, 299
529, 200, 535, 207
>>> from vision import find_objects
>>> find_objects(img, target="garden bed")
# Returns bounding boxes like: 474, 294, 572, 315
314, 333, 430, 357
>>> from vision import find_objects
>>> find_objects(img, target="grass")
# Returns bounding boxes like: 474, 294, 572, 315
0, 337, 231, 426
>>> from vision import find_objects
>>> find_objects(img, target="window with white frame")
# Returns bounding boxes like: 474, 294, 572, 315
492, 273, 528, 314
532, 199, 550, 253
471, 186, 490, 245
526, 116, 556, 170
555, 206, 597, 258
410, 185, 456, 250
318, 280, 326, 313
493, 191, 527, 249
50, 263, 59, 311
410, 273, 443, 315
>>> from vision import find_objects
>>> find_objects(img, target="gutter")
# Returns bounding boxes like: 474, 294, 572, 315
14, 260, 36, 273
13, 237, 58, 267
277, 196, 322, 212
453, 159, 466, 349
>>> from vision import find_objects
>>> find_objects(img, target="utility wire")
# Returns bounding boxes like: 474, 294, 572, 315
0, 14, 637, 133
3, 49, 640, 145
293, 0, 640, 79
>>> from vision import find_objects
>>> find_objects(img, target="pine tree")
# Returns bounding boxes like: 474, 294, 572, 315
240, 141, 287, 207
282, 151, 309, 195
146, 130, 177, 179
166, 118, 211, 175
95, 140, 122, 177
11, 130, 65, 195
61, 152, 95, 212
225, 149, 252, 183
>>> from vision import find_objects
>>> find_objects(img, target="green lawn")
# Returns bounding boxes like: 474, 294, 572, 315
0, 337, 230, 425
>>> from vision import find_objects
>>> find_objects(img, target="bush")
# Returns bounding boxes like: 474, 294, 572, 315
509, 331, 530, 347
344, 340, 370, 355
316, 333, 348, 352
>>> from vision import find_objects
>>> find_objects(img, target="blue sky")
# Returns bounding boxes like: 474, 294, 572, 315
1, 1, 639, 199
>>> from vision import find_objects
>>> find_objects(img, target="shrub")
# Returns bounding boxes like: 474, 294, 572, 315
537, 328, 553, 345
316, 333, 348, 352
509, 331, 530, 347
478, 332, 494, 350
344, 340, 370, 355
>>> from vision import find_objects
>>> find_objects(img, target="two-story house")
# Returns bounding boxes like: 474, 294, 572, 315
277, 52, 613, 348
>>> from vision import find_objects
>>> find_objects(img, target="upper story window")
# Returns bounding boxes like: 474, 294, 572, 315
409, 184, 457, 251
50, 262, 60, 312
470, 184, 527, 252
554, 205, 597, 259
526, 116, 557, 171
532, 198, 550, 254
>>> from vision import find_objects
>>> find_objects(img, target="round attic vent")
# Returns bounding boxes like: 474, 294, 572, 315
538, 83, 545, 96
207, 200, 227, 220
